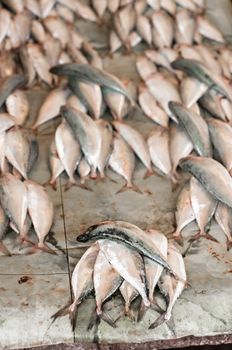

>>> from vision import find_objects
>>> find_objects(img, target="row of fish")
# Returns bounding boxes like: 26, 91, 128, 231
0, 172, 54, 255
109, 0, 225, 53
52, 220, 186, 331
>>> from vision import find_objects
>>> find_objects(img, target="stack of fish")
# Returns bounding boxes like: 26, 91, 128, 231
0, 0, 105, 85
52, 220, 187, 331
0, 173, 54, 255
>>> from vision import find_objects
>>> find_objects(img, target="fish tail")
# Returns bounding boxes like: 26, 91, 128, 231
116, 182, 142, 195
87, 308, 99, 330
51, 302, 71, 321
76, 183, 93, 192
37, 242, 57, 255
137, 300, 148, 322
69, 303, 79, 332
143, 168, 154, 179
100, 312, 117, 328
148, 312, 167, 330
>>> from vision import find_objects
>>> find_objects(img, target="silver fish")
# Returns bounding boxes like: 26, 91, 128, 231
151, 10, 174, 48
96, 120, 113, 178
61, 106, 101, 178
136, 15, 152, 46
55, 120, 81, 188
5, 89, 29, 126
98, 239, 150, 307
215, 203, 232, 251
136, 56, 157, 81
113, 121, 152, 176
48, 140, 64, 190
52, 242, 99, 331
180, 156, 232, 208
169, 102, 212, 157
0, 74, 26, 108
27, 43, 53, 86
44, 16, 70, 48
102, 87, 125, 121
180, 77, 208, 108
25, 180, 54, 254
77, 157, 91, 185
196, 15, 225, 43
199, 90, 226, 121
66, 94, 87, 114
40, 0, 56, 18
76, 81, 102, 120
175, 9, 195, 45
120, 281, 139, 316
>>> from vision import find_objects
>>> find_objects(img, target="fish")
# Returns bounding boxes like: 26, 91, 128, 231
61, 106, 101, 178
31, 20, 46, 43
32, 87, 70, 129
23, 129, 39, 174
175, 9, 195, 45
76, 220, 176, 276
98, 239, 149, 307
92, 0, 107, 19
25, 0, 41, 17
93, 248, 122, 322
169, 121, 193, 179
198, 90, 226, 121
5, 89, 29, 126
180, 156, 232, 208
190, 177, 217, 240
169, 102, 212, 157
96, 120, 113, 179
0, 74, 26, 109
5, 127, 30, 179
151, 10, 174, 48
207, 118, 232, 174
40, 0, 56, 18
10, 12, 31, 48
48, 140, 64, 190
107, 0, 120, 13
19, 46, 36, 87
55, 120, 81, 189
196, 45, 222, 76
108, 133, 137, 193
196, 15, 225, 43
120, 281, 139, 318
75, 1, 98, 22
50, 63, 135, 106
160, 0, 176, 15
109, 30, 122, 54
2, 0, 24, 13
56, 4, 75, 23
144, 229, 168, 303
0, 9, 11, 45
149, 243, 186, 329
43, 16, 70, 49
171, 59, 230, 100
0, 113, 15, 132
147, 126, 172, 176
0, 131, 7, 174
25, 180, 55, 254
81, 41, 103, 70
52, 242, 99, 331
0, 173, 28, 244
180, 77, 208, 108
66, 94, 87, 114
136, 56, 157, 81
173, 184, 196, 244
77, 157, 91, 185
214, 203, 232, 251
43, 37, 62, 67
102, 87, 125, 121
138, 87, 169, 128
0, 204, 10, 256
27, 43, 53, 86
146, 72, 181, 122
136, 15, 152, 46
112, 122, 152, 176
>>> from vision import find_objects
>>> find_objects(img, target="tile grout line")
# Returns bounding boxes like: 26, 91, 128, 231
58, 177, 75, 343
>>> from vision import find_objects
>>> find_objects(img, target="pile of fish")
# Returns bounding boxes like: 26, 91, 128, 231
52, 220, 187, 331
0, 173, 54, 255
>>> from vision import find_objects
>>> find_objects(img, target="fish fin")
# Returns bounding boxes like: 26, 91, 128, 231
51, 303, 71, 321
226, 238, 232, 251
151, 300, 165, 314
204, 232, 219, 243
100, 312, 117, 328
116, 183, 143, 195
143, 169, 154, 179
28, 243, 57, 255
76, 183, 93, 192
0, 241, 11, 256
149, 312, 167, 330
63, 180, 75, 192
137, 300, 148, 322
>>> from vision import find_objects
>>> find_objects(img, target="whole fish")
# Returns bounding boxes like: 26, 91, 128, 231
147, 127, 171, 176
0, 74, 26, 108
5, 89, 29, 126
151, 10, 174, 48
25, 180, 54, 254
190, 177, 217, 240
102, 87, 125, 121
173, 185, 195, 243
113, 122, 152, 176
171, 59, 230, 100
214, 203, 232, 250
207, 118, 232, 175
0, 204, 10, 256
138, 87, 169, 128
5, 127, 30, 179
144, 229, 168, 303
32, 87, 70, 129
120, 281, 139, 317
93, 248, 122, 316
180, 77, 208, 108
77, 220, 176, 276
196, 15, 225, 43
0, 173, 28, 243
175, 9, 195, 45
169, 122, 193, 178
198, 90, 226, 121
96, 120, 113, 178
98, 239, 150, 307
52, 242, 99, 331
109, 133, 136, 191
61, 106, 101, 178
169, 102, 212, 157
146, 72, 181, 121
50, 63, 135, 106
136, 15, 152, 46
180, 156, 232, 208
55, 120, 81, 189
48, 140, 64, 190
149, 243, 186, 329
